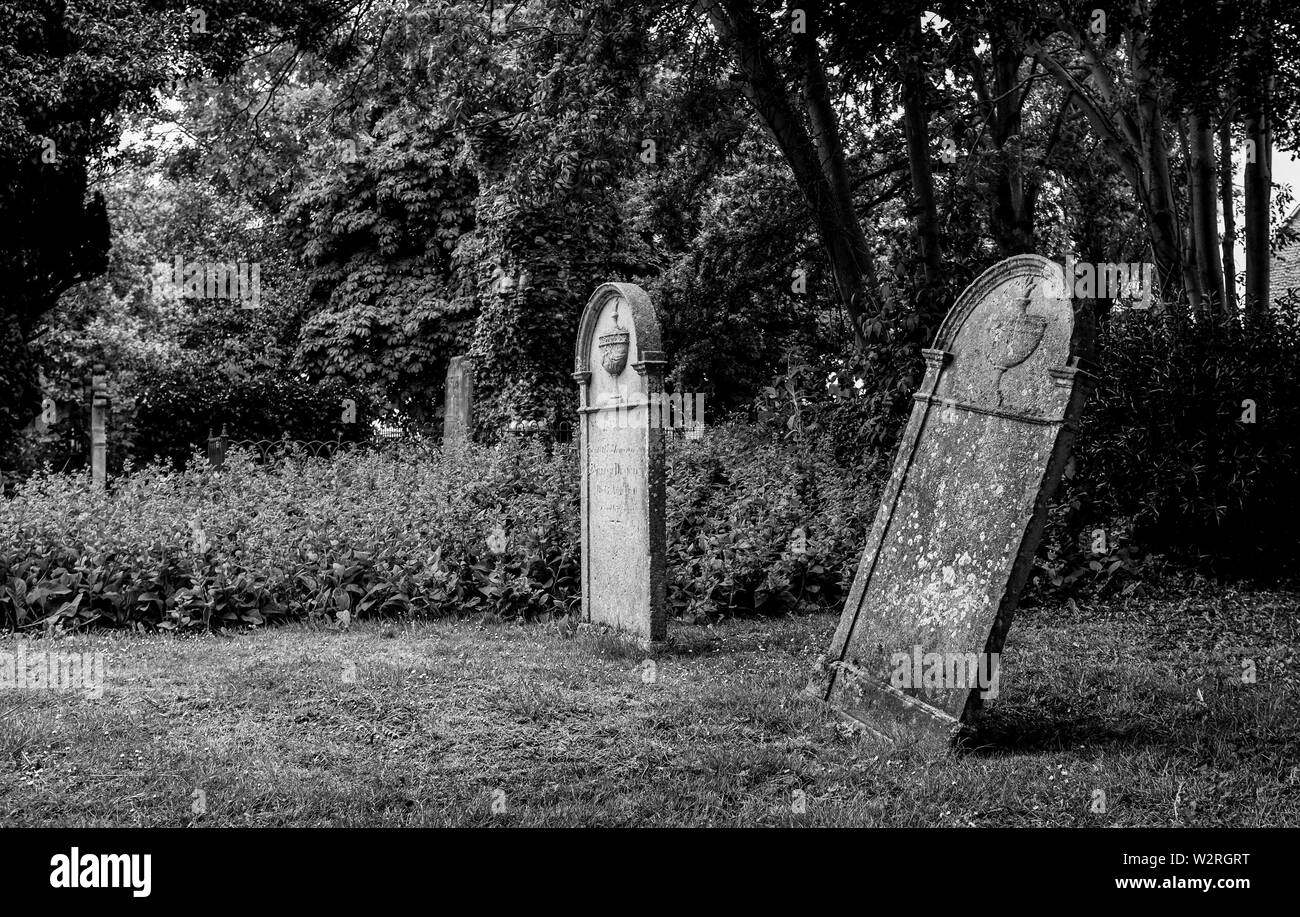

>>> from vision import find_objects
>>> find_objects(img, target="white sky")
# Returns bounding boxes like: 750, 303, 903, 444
1269, 148, 1299, 220
1224, 147, 1298, 292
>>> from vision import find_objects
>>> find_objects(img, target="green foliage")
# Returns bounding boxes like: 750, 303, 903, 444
646, 137, 843, 413
749, 351, 913, 472
129, 354, 371, 467
456, 4, 665, 431
294, 260, 474, 426
0, 441, 579, 631
286, 106, 479, 418
14, 163, 314, 475
4, 360, 137, 481
0, 314, 43, 470
0, 0, 343, 460
0, 424, 880, 632
1042, 301, 1300, 585
667, 423, 875, 619
467, 181, 627, 434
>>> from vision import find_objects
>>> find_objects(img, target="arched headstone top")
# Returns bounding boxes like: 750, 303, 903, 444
574, 282, 664, 378
926, 254, 1093, 421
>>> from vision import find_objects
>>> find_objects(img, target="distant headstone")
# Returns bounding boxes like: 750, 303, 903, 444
207, 425, 229, 468
815, 255, 1093, 740
573, 282, 667, 643
90, 363, 109, 488
443, 356, 475, 445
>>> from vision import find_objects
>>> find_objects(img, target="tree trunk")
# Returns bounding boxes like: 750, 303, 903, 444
1130, 25, 1185, 302
899, 14, 941, 292
1218, 117, 1239, 311
796, 2, 882, 334
698, 0, 882, 344
969, 29, 1035, 255
987, 29, 1034, 253
1188, 111, 1227, 312
1037, 34, 1184, 300
1180, 119, 1205, 316
1244, 76, 1273, 316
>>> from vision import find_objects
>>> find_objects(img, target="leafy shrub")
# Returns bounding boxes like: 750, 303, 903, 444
0, 424, 879, 632
667, 423, 876, 619
750, 358, 906, 473
130, 354, 372, 467
0, 440, 578, 632
1040, 301, 1300, 586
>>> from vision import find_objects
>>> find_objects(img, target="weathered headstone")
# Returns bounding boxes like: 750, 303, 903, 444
814, 255, 1093, 739
573, 282, 667, 643
90, 363, 109, 488
442, 356, 475, 445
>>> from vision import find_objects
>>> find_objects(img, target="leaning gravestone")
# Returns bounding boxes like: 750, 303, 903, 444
442, 355, 475, 445
813, 255, 1093, 740
573, 282, 667, 643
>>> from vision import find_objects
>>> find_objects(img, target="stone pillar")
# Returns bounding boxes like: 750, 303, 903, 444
442, 356, 475, 445
90, 363, 109, 488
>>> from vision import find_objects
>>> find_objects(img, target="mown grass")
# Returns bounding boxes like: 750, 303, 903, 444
1, 589, 1297, 826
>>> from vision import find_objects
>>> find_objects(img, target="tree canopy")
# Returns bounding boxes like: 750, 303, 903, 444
3, 0, 1298, 459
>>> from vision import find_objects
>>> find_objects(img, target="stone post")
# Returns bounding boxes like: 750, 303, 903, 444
443, 356, 475, 445
207, 425, 228, 468
90, 363, 109, 488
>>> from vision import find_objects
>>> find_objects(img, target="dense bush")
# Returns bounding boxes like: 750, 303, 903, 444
131, 355, 373, 467
1040, 302, 1300, 585
667, 423, 876, 619
0, 441, 577, 631
733, 302, 1300, 598
0, 423, 878, 632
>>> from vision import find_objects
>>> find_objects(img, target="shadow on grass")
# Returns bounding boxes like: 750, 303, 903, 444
958, 681, 1300, 758
657, 615, 833, 659
571, 624, 763, 661
957, 704, 1159, 755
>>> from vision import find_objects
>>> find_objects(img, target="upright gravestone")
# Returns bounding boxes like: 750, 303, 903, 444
443, 356, 475, 445
814, 255, 1093, 739
90, 363, 109, 488
573, 282, 667, 643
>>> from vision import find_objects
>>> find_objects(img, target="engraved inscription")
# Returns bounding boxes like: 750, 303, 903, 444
585, 421, 650, 634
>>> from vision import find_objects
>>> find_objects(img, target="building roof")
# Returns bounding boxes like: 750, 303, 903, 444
1271, 203, 1300, 296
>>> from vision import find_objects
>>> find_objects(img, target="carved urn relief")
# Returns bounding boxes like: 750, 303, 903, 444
986, 279, 1048, 370
599, 299, 631, 376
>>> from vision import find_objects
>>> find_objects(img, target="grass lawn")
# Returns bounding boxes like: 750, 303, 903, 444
2, 589, 1298, 827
